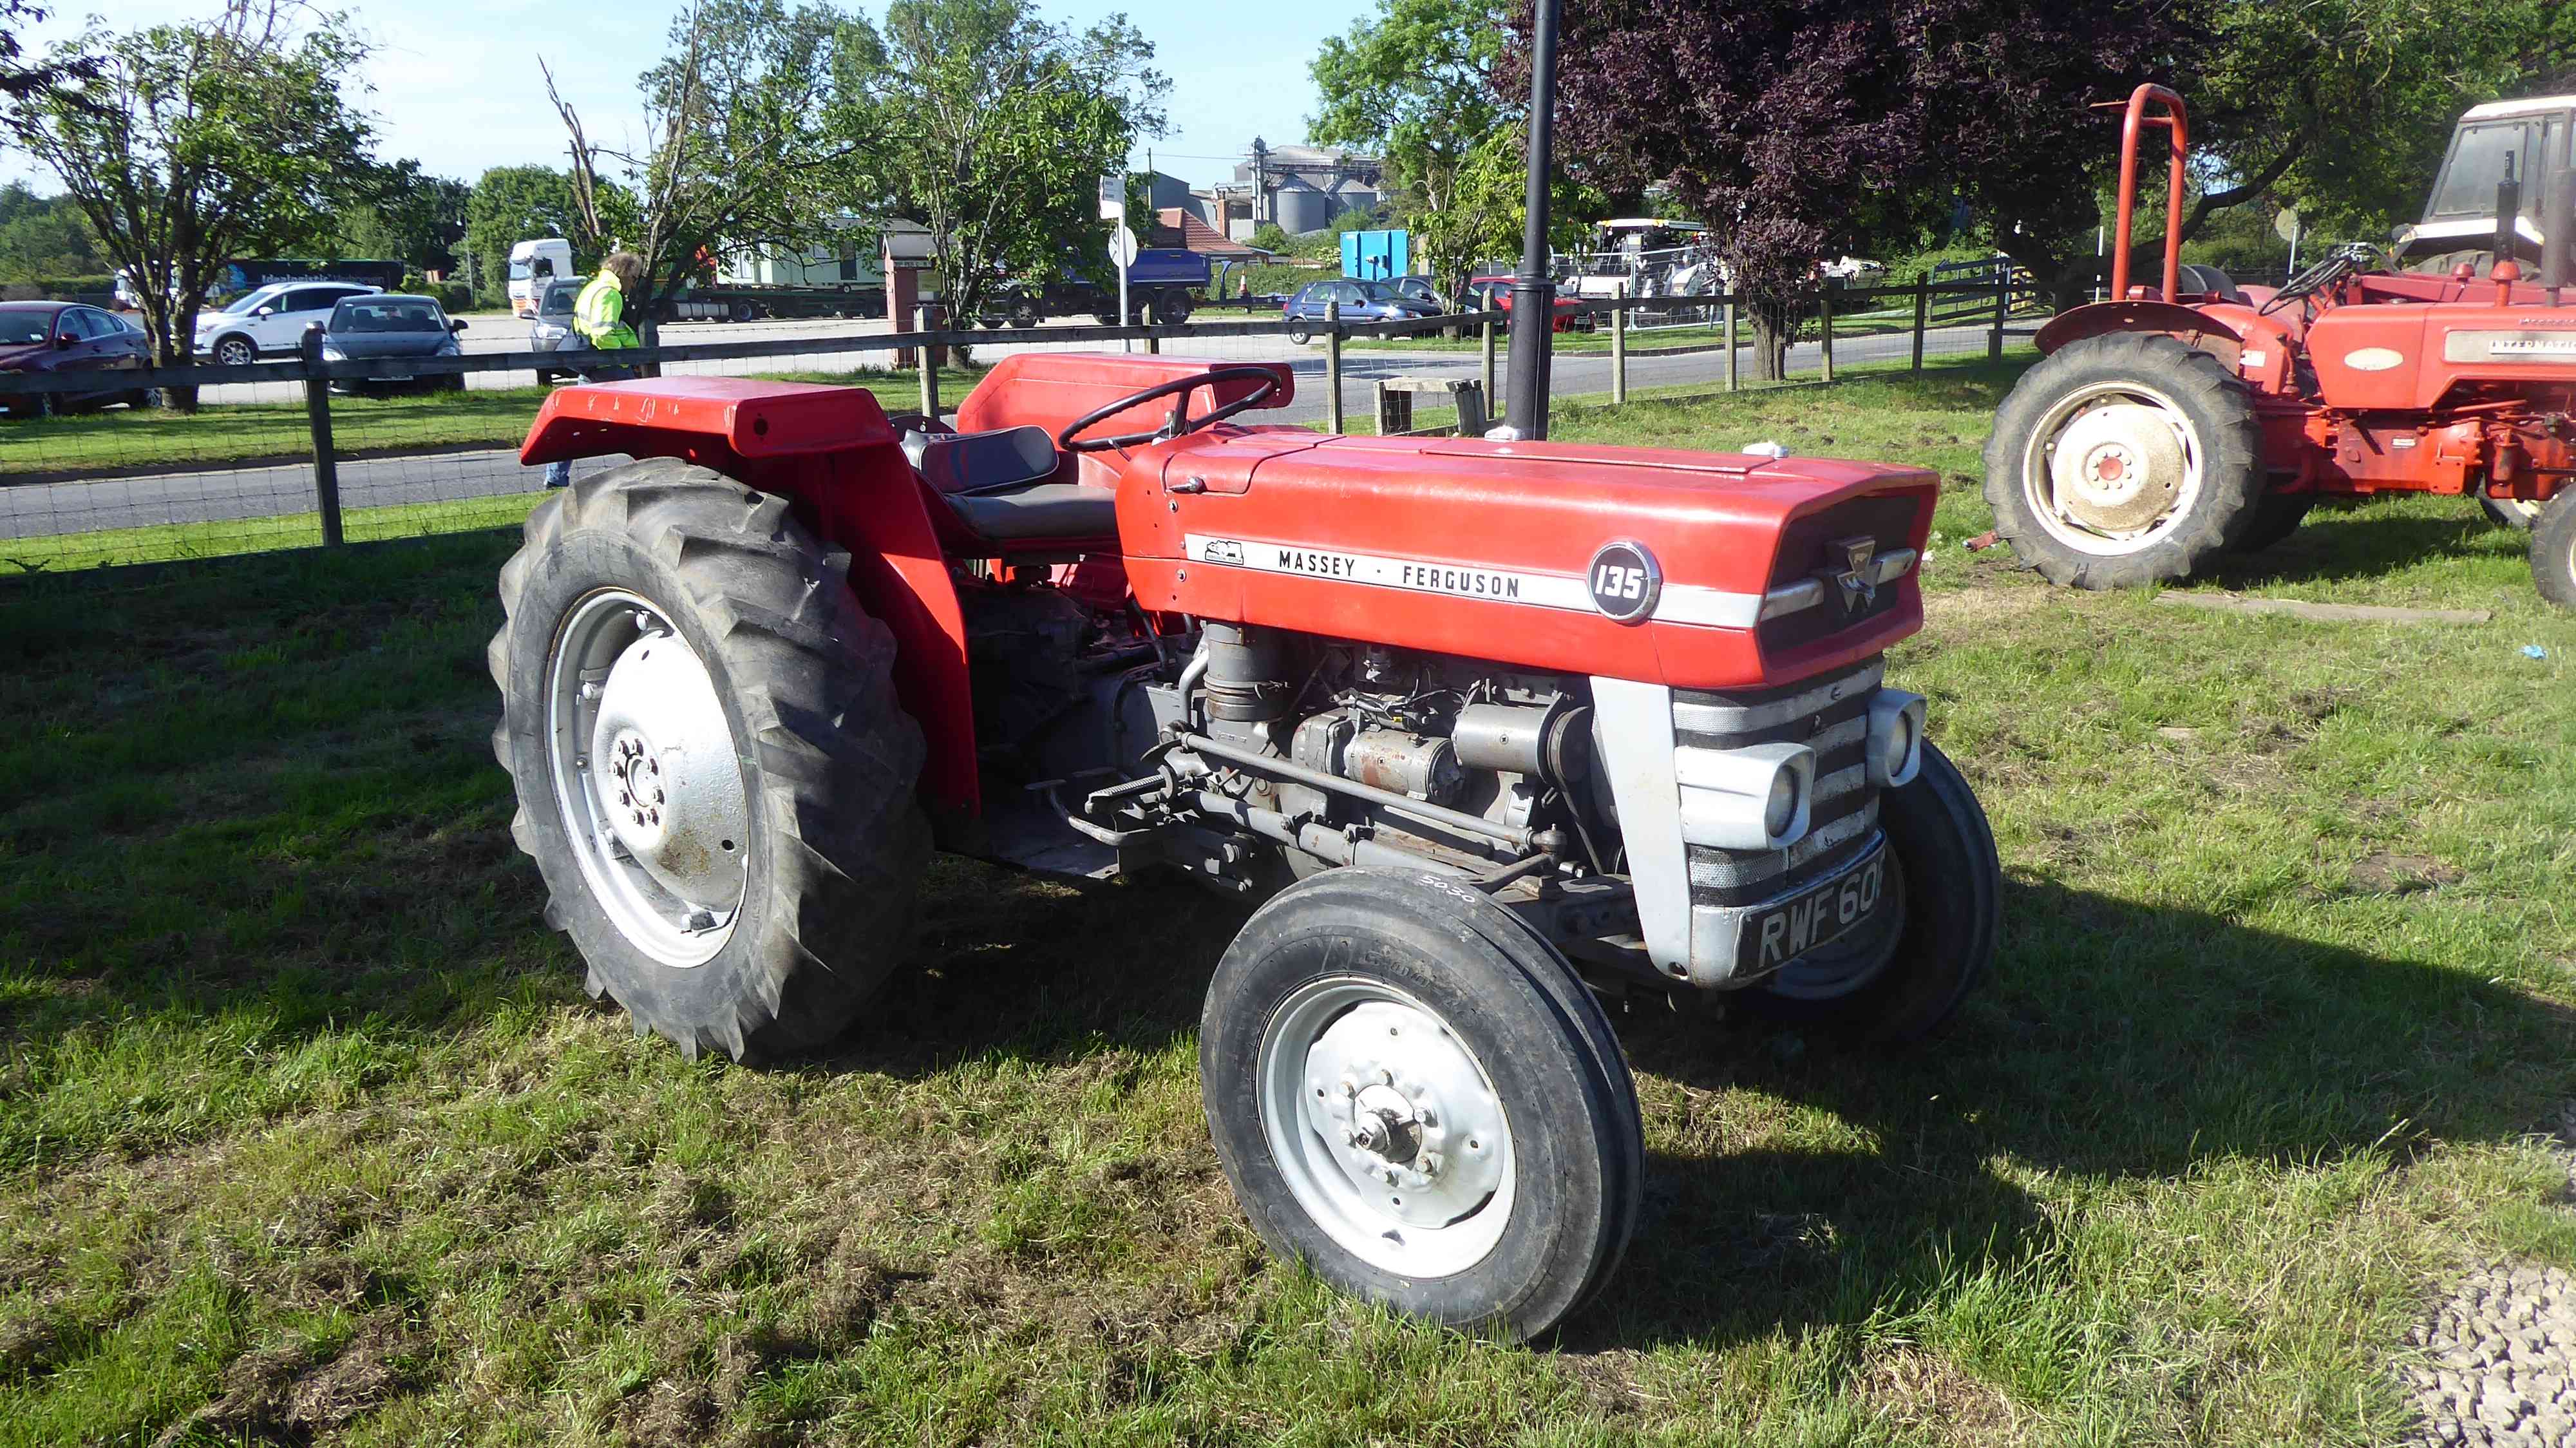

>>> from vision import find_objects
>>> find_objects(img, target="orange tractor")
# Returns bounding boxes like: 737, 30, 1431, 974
1984, 86, 2576, 602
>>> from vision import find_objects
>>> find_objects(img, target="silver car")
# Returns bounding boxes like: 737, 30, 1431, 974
531, 278, 582, 385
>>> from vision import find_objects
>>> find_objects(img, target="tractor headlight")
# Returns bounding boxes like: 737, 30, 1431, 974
1866, 689, 1926, 788
1674, 741, 1814, 852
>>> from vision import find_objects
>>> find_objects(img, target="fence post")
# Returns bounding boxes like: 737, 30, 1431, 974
917, 304, 939, 419
1818, 288, 1834, 385
1989, 279, 2007, 363
1610, 284, 1628, 406
1144, 311, 1160, 355
299, 324, 344, 548
1480, 315, 1497, 414
1325, 301, 1344, 434
1911, 276, 1929, 374
1723, 299, 1738, 392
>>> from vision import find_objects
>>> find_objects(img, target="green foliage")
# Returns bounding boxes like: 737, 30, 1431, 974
1246, 222, 1292, 254
0, 181, 102, 281
840, 0, 1168, 328
334, 160, 469, 277
464, 166, 585, 305
1309, 0, 1507, 218
398, 275, 475, 311
0, 0, 381, 381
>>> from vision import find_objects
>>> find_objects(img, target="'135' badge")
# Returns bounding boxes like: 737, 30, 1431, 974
1587, 540, 1662, 624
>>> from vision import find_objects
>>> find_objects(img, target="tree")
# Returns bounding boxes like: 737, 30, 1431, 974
0, 182, 103, 280
1553, 0, 2172, 376
1309, 0, 1510, 286
465, 165, 584, 303
545, 0, 868, 329
0, 0, 377, 405
0, 1, 95, 108
840, 0, 1167, 335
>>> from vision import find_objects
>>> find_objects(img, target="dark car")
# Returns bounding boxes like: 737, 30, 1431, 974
0, 301, 154, 417
1468, 274, 1580, 332
317, 293, 468, 394
1280, 279, 1444, 343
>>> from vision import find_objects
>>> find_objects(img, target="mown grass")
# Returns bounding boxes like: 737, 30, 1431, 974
0, 367, 990, 478
3, 368, 2575, 1444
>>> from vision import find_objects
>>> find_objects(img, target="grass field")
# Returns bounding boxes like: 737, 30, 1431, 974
0, 367, 989, 479
4, 367, 2575, 1444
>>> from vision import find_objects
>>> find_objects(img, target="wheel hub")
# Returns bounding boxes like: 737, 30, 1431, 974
589, 624, 751, 911
1300, 1001, 1508, 1230
2050, 402, 2186, 534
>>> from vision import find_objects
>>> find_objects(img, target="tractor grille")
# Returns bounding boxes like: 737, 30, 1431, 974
1674, 654, 1883, 910
1756, 493, 1922, 653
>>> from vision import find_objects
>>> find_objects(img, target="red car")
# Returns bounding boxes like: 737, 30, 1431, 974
0, 301, 155, 417
1466, 274, 1580, 332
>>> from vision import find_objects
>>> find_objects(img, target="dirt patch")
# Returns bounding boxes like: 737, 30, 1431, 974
2348, 853, 2464, 897
151, 1309, 426, 1447
1854, 1348, 2024, 1445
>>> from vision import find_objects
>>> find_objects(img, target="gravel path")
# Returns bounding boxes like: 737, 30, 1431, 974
2403, 1263, 2576, 1445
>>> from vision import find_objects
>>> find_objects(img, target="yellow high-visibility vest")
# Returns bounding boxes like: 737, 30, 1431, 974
573, 271, 638, 349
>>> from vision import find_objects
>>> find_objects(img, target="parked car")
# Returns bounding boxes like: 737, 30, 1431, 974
529, 278, 582, 385
1469, 274, 1580, 332
1280, 279, 1444, 343
1388, 276, 1449, 310
193, 280, 383, 366
316, 293, 468, 394
0, 301, 154, 417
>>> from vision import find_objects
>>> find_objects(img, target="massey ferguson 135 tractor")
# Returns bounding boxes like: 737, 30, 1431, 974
488, 352, 2000, 1338
1984, 86, 2576, 602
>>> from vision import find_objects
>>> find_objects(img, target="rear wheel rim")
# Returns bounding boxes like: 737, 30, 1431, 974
1258, 976, 1516, 1278
544, 588, 752, 967
2020, 380, 2206, 555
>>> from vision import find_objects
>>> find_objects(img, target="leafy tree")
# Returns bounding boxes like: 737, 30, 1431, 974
0, 0, 94, 107
0, 0, 378, 405
1554, 0, 2171, 376
547, 0, 867, 330
0, 182, 102, 280
1309, 0, 1508, 281
840, 0, 1167, 335
465, 165, 585, 303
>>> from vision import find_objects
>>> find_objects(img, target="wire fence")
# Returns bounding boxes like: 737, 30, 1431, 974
0, 280, 2031, 580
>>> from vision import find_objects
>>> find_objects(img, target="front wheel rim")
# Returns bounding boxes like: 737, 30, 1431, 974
216, 340, 251, 366
544, 588, 752, 967
2020, 380, 2206, 556
1258, 976, 1516, 1278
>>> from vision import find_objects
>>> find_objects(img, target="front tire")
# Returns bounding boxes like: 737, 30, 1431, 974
1200, 870, 1643, 1340
2532, 491, 2576, 611
1738, 743, 2001, 1043
489, 459, 931, 1060
211, 336, 256, 368
1984, 332, 2266, 588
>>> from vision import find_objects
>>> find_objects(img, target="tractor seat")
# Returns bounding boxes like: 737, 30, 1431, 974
898, 424, 1118, 543
2177, 263, 2245, 304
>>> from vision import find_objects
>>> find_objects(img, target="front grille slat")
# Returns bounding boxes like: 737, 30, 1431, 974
1677, 654, 1888, 910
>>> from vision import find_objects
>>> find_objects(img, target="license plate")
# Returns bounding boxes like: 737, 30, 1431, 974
1741, 844, 1890, 971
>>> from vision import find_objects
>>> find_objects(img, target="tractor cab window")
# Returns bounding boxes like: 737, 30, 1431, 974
2428, 119, 2563, 220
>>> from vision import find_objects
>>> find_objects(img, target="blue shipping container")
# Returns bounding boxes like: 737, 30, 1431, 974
1340, 230, 1410, 281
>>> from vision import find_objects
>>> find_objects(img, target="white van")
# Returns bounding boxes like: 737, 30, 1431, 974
507, 238, 576, 319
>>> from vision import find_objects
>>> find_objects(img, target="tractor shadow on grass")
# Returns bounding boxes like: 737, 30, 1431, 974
2200, 499, 2528, 591
1566, 875, 2574, 1351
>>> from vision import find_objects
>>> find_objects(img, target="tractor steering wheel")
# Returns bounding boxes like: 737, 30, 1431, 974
1055, 366, 1285, 453
2260, 242, 2380, 316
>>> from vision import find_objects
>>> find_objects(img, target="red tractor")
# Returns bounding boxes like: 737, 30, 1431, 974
1984, 86, 2576, 603
488, 352, 2000, 1338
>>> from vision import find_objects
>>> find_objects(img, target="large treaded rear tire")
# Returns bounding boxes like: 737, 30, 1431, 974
1984, 332, 2266, 589
489, 457, 929, 1061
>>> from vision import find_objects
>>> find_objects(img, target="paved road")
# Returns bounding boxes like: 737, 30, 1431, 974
7, 323, 2003, 543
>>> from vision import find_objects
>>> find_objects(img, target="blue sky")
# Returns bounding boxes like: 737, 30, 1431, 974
4, 0, 1374, 190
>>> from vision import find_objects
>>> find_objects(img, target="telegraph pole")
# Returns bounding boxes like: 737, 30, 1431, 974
1502, 0, 1561, 439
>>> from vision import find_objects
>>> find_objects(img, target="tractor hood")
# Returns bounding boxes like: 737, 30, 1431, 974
1119, 430, 1935, 691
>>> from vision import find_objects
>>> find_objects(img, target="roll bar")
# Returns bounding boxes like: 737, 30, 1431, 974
2099, 84, 2188, 303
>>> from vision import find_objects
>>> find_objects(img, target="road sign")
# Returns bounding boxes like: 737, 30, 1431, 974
1099, 175, 1124, 220
1108, 225, 1139, 267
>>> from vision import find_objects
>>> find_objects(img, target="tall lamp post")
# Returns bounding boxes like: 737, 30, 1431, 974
1501, 0, 1561, 439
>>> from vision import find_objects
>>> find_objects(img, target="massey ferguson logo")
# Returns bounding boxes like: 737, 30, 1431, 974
1829, 535, 1879, 615
1587, 540, 1662, 624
